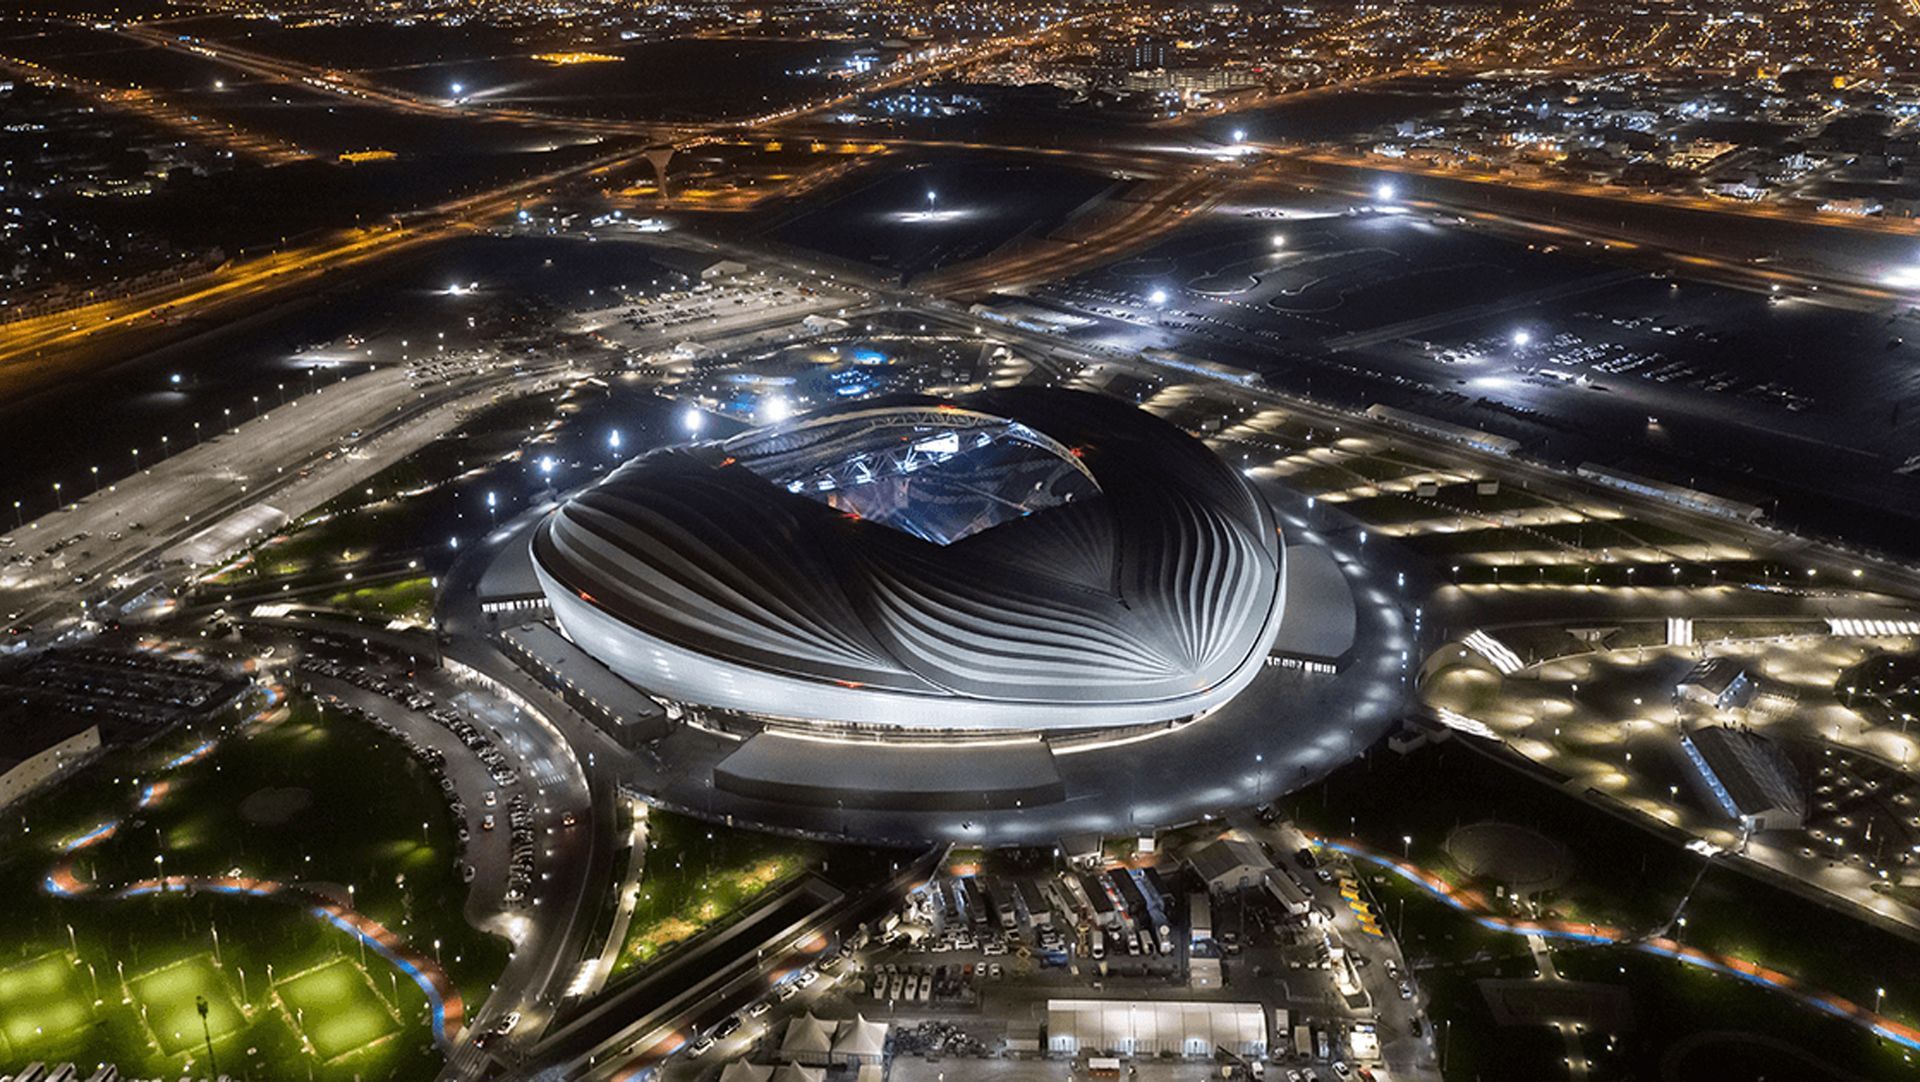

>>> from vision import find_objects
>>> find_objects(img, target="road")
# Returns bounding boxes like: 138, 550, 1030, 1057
1236, 813, 1438, 1080
0, 141, 655, 378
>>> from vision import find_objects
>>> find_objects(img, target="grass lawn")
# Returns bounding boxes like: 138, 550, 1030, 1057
606, 812, 898, 983
0, 690, 508, 1080
129, 955, 244, 1057
277, 958, 401, 1061
0, 952, 95, 1061
613, 811, 809, 977
325, 575, 437, 622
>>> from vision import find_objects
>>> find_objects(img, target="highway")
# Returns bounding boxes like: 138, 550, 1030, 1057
100, 12, 1092, 143
0, 142, 653, 382
0, 51, 308, 163
17, 42, 1920, 407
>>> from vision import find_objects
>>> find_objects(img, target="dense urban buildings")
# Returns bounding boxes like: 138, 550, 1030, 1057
3, 0, 1920, 1080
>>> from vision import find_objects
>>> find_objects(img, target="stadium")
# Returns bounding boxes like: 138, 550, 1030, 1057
531, 388, 1288, 734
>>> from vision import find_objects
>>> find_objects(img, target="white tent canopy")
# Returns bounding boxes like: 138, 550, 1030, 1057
1046, 999, 1267, 1059
773, 1067, 826, 1082
781, 1013, 836, 1061
718, 1063, 773, 1082
831, 1015, 889, 1060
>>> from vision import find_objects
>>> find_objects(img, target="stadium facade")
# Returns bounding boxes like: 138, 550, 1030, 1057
531, 388, 1286, 732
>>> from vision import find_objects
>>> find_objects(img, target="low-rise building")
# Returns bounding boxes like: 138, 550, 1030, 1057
1680, 725, 1805, 833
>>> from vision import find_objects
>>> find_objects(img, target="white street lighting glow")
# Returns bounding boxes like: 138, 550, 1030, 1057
1231, 128, 1246, 143
609, 429, 623, 450
451, 82, 464, 95
1376, 182, 1397, 201
1512, 329, 1532, 348
1149, 288, 1169, 305
1271, 234, 1287, 249
761, 396, 792, 423
681, 406, 704, 434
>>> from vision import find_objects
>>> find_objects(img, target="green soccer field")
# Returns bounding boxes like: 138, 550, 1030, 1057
129, 955, 246, 1058
276, 958, 402, 1061
0, 952, 94, 1061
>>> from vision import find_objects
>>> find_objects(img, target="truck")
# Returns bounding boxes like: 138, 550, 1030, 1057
1060, 873, 1099, 929
1190, 892, 1212, 947
1043, 879, 1081, 930
1294, 1025, 1313, 1061
1017, 879, 1051, 928
1078, 872, 1117, 929
1263, 869, 1313, 918
1129, 869, 1174, 952
1111, 869, 1150, 927
993, 878, 1018, 930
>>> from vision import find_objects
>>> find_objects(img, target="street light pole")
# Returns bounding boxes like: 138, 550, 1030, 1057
196, 994, 219, 1076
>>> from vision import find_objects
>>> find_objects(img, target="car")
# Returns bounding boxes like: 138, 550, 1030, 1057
461, 863, 476, 883
988, 963, 1003, 980
560, 811, 577, 828
795, 968, 819, 988
481, 814, 496, 831
484, 791, 497, 806
1332, 1063, 1352, 1079
746, 1000, 771, 1018
1398, 981, 1414, 1000
775, 981, 800, 1002
688, 1036, 716, 1058
1314, 868, 1333, 883
1295, 847, 1318, 869
713, 1016, 742, 1039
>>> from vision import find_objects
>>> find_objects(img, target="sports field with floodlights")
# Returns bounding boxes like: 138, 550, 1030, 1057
0, 684, 507, 1080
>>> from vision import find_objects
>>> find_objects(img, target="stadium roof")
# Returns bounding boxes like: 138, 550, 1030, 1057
533, 389, 1285, 731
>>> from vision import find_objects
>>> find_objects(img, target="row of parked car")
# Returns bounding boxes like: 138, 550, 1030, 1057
300, 657, 537, 905
685, 955, 840, 1059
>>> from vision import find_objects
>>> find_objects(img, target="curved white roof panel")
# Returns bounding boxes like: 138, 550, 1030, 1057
532, 388, 1285, 731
